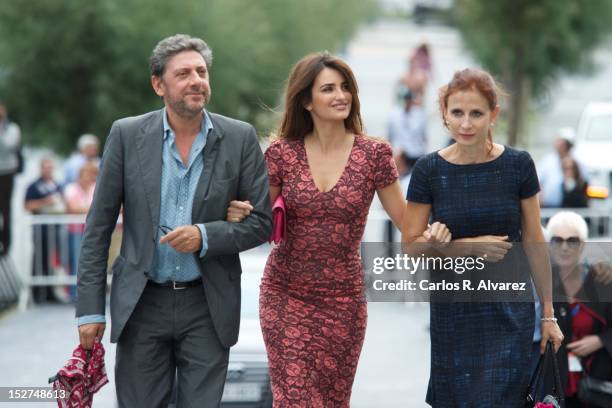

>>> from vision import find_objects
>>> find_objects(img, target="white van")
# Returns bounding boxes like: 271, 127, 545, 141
573, 102, 612, 208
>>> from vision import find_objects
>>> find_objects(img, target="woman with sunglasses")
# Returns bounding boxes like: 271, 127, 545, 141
544, 211, 612, 407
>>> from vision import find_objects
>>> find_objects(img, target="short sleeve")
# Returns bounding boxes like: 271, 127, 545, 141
63, 183, 79, 206
406, 156, 432, 204
25, 183, 40, 201
374, 141, 399, 189
519, 151, 540, 199
264, 140, 284, 186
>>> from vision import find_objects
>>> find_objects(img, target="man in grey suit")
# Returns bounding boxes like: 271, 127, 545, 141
76, 34, 272, 407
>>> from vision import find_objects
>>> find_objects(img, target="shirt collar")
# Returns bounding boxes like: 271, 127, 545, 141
162, 108, 213, 141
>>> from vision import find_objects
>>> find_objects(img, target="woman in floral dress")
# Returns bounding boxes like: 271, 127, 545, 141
229, 52, 439, 407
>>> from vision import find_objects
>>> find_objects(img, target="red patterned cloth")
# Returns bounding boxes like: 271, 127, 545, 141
566, 302, 597, 396
261, 135, 398, 407
52, 338, 109, 408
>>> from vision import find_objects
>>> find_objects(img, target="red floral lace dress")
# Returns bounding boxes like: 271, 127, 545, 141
260, 134, 398, 407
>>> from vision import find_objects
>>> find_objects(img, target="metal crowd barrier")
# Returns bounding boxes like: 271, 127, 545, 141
0, 255, 21, 311
16, 207, 610, 310
367, 206, 612, 242
539, 207, 611, 238
18, 214, 121, 310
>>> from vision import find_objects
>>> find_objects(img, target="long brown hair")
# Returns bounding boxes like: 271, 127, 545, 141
277, 52, 363, 140
438, 68, 505, 149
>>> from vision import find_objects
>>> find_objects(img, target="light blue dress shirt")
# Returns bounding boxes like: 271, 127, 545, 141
77, 109, 212, 326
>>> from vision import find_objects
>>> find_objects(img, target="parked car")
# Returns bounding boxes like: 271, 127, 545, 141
573, 102, 612, 208
221, 247, 272, 408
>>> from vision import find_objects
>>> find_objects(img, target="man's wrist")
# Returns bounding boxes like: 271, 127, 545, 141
195, 224, 208, 257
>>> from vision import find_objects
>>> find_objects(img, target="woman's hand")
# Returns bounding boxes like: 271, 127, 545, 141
567, 335, 603, 357
422, 222, 451, 244
593, 262, 612, 285
467, 235, 512, 262
226, 200, 253, 223
540, 320, 565, 353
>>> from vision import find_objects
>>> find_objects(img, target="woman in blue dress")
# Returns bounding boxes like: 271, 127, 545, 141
402, 68, 564, 407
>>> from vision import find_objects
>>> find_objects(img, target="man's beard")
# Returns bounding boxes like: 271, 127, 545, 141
168, 92, 210, 119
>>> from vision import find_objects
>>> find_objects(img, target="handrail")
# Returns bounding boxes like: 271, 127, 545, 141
28, 214, 123, 225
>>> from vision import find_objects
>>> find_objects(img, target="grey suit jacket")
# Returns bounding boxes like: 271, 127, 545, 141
76, 109, 272, 348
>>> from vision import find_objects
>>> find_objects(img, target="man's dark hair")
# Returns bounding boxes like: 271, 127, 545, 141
149, 34, 212, 77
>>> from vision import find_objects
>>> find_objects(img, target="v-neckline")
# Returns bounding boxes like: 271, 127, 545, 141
301, 134, 357, 194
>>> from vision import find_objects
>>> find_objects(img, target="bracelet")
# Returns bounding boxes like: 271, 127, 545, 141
541, 317, 558, 323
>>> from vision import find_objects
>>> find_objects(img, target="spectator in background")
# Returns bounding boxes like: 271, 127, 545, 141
542, 211, 612, 407
410, 43, 432, 75
387, 87, 427, 174
0, 101, 22, 255
64, 161, 98, 300
387, 89, 420, 238
400, 43, 432, 103
24, 157, 65, 303
538, 127, 587, 208
64, 162, 97, 215
25, 158, 65, 214
63, 134, 100, 186
561, 156, 589, 208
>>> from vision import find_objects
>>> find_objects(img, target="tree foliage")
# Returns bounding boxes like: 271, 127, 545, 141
455, 0, 612, 145
0, 0, 376, 153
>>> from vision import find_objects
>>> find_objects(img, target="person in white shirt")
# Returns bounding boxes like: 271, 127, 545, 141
387, 87, 427, 172
538, 127, 587, 208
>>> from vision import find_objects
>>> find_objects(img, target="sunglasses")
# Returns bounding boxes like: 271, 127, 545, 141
550, 236, 581, 247
158, 225, 174, 235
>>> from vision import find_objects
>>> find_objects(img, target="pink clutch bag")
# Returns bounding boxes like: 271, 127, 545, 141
269, 194, 286, 245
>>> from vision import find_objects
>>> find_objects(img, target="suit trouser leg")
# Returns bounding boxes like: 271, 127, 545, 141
115, 283, 229, 408
115, 285, 176, 408
174, 285, 229, 408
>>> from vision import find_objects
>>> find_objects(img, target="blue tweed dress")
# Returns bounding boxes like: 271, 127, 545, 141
407, 146, 539, 408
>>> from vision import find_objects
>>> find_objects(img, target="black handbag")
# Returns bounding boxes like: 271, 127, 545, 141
577, 376, 612, 407
525, 341, 565, 408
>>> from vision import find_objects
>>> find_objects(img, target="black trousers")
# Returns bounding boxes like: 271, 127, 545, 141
0, 174, 15, 255
116, 283, 229, 408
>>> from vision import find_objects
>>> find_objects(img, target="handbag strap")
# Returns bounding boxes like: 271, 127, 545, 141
526, 341, 565, 406
526, 343, 549, 403
548, 341, 565, 406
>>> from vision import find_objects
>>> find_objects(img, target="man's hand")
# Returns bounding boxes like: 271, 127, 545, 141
159, 225, 202, 253
79, 323, 105, 350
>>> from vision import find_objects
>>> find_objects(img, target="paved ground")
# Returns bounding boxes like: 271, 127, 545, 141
0, 301, 432, 408
0, 246, 432, 408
